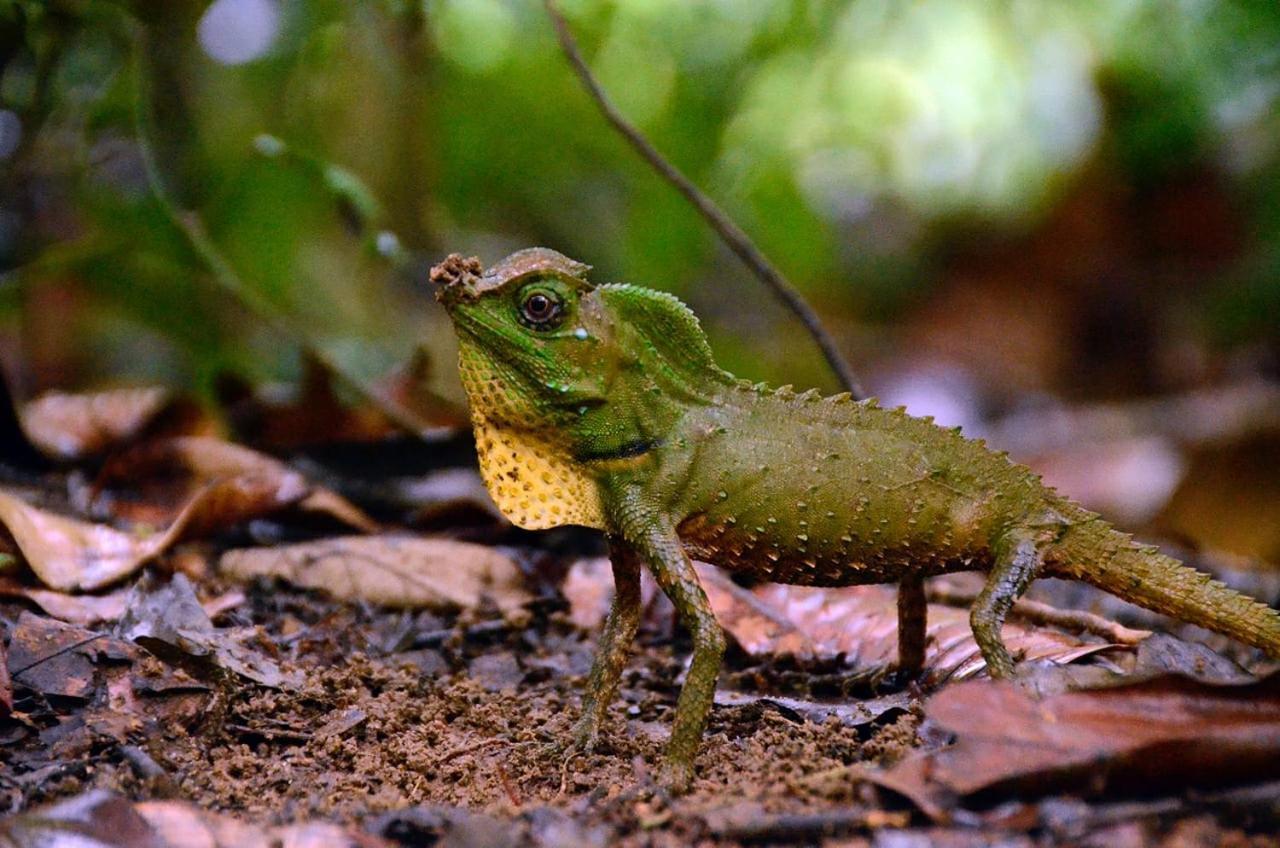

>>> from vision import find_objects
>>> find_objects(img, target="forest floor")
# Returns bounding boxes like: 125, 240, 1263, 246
2, 390, 1280, 847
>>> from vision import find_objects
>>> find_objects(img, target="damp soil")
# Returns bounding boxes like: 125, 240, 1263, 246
9, 582, 922, 844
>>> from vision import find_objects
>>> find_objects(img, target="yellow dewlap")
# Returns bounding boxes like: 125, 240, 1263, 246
472, 414, 606, 530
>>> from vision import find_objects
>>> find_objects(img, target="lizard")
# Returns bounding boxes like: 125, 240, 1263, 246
429, 247, 1280, 792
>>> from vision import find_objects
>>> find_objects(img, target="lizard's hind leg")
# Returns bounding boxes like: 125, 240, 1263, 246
970, 526, 1054, 678
896, 574, 928, 677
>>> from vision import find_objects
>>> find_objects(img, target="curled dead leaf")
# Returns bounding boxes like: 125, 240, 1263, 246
876, 674, 1280, 819
117, 574, 301, 689
19, 387, 204, 462
0, 578, 131, 625
0, 437, 381, 590
0, 488, 172, 591
219, 536, 532, 622
0, 479, 319, 592
97, 436, 379, 533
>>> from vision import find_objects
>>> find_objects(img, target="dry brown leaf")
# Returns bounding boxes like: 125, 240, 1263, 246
118, 574, 301, 689
876, 674, 1280, 819
562, 557, 664, 631
98, 436, 379, 532
18, 387, 206, 462
0, 577, 130, 624
0, 488, 172, 591
219, 536, 532, 621
6, 611, 138, 701
696, 566, 1119, 679
0, 470, 355, 590
0, 790, 378, 848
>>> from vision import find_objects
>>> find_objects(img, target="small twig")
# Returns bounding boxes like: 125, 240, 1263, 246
927, 585, 1152, 646
128, 26, 454, 438
709, 808, 909, 842
557, 748, 578, 798
435, 736, 517, 765
225, 723, 312, 744
413, 618, 512, 649
543, 1, 865, 399
496, 761, 523, 807
118, 744, 168, 781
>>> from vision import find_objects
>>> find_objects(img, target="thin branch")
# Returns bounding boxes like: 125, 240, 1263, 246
927, 583, 1153, 646
543, 1, 866, 399
127, 27, 458, 437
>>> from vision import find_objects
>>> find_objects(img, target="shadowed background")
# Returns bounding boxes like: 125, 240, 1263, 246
2, 0, 1278, 561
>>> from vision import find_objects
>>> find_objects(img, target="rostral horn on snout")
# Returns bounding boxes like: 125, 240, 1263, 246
430, 249, 593, 305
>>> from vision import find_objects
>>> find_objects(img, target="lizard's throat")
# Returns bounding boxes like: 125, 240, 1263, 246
455, 342, 607, 531
469, 413, 606, 531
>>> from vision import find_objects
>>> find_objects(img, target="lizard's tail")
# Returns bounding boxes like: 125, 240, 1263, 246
1047, 518, 1280, 658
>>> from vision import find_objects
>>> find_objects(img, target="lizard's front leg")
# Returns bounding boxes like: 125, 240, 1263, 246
573, 538, 642, 751
607, 487, 725, 793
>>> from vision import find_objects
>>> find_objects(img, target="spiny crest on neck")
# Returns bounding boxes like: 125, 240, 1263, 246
596, 283, 733, 394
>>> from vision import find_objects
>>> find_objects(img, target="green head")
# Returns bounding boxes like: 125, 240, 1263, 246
431, 248, 731, 462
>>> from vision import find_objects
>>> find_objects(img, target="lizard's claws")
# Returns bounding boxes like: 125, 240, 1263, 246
570, 715, 601, 754
658, 758, 695, 795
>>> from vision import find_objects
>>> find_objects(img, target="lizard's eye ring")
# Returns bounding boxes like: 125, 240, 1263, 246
519, 289, 563, 329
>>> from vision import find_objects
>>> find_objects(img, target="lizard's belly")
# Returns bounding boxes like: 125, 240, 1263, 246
676, 512, 984, 587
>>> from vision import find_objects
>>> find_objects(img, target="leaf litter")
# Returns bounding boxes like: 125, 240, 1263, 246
18, 387, 197, 463
116, 574, 302, 689
218, 536, 532, 622
2, 403, 1279, 844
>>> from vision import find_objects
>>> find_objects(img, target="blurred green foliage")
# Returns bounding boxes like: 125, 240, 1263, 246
1, 0, 1278, 401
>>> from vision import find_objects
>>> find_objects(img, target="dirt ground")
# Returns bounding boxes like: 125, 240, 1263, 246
4, 575, 922, 839
6, 573, 1280, 847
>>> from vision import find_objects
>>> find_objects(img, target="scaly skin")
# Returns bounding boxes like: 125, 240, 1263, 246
431, 249, 1280, 792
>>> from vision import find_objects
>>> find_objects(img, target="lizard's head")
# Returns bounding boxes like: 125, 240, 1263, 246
431, 248, 732, 529
430, 248, 608, 433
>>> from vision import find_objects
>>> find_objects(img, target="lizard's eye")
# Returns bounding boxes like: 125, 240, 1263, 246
519, 289, 564, 329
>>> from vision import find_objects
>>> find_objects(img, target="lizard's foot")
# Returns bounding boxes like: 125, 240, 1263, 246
877, 664, 925, 691
658, 755, 695, 795
541, 713, 601, 764
570, 713, 601, 754
979, 645, 1017, 679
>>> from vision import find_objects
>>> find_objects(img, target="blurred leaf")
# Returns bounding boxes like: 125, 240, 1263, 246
876, 674, 1280, 819
0, 487, 174, 591
0, 578, 130, 625
696, 566, 1122, 680
219, 535, 532, 622
19, 385, 187, 461
0, 790, 169, 848
117, 573, 301, 689
0, 790, 369, 848
96, 435, 380, 533
0, 436, 376, 590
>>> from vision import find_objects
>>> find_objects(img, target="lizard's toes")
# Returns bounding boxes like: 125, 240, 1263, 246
570, 718, 601, 754
658, 758, 695, 795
